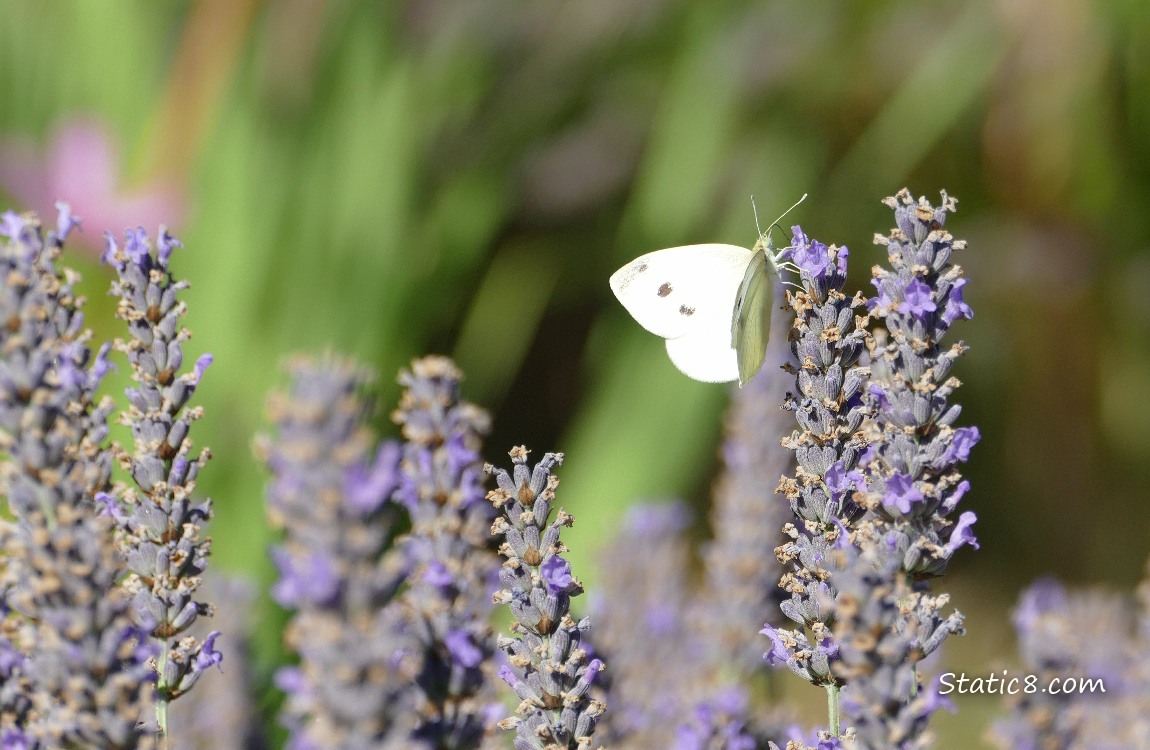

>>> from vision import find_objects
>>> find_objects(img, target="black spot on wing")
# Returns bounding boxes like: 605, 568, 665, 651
657, 282, 672, 297
679, 304, 695, 316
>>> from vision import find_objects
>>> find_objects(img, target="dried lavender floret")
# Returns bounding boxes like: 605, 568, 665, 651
486, 447, 606, 750
101, 226, 220, 733
0, 207, 156, 748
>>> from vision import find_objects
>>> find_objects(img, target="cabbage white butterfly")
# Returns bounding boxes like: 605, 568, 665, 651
609, 196, 805, 387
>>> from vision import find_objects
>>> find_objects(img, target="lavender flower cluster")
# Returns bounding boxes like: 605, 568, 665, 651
391, 357, 502, 750
990, 569, 1150, 748
261, 356, 410, 748
486, 448, 605, 749
102, 224, 221, 732
0, 207, 217, 748
260, 357, 603, 749
761, 190, 980, 749
3, 189, 1077, 750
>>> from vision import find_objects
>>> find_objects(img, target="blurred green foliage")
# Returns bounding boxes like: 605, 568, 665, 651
4, 1, 1150, 746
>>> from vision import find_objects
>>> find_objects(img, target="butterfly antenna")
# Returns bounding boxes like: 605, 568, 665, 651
750, 195, 764, 239
767, 193, 808, 238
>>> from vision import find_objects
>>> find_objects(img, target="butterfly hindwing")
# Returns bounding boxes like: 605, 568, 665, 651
731, 246, 777, 386
664, 300, 741, 382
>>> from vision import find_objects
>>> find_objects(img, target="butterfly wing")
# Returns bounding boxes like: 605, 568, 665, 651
730, 248, 777, 386
610, 244, 753, 340
664, 301, 742, 382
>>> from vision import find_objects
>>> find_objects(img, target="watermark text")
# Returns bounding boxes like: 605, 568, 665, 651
938, 671, 1105, 696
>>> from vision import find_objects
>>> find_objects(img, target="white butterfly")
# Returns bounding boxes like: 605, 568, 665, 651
609, 196, 804, 387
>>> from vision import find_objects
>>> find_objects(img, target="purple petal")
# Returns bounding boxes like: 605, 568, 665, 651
54, 200, 81, 240
194, 631, 224, 672
0, 210, 25, 239
945, 511, 979, 553
897, 277, 937, 318
192, 354, 213, 385
540, 555, 573, 595
444, 629, 483, 668
157, 226, 183, 265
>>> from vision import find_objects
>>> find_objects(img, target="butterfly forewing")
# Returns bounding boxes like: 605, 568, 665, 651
609, 244, 753, 342
731, 247, 777, 386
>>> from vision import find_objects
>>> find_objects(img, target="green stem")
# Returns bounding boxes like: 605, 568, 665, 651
825, 682, 841, 738
155, 639, 170, 747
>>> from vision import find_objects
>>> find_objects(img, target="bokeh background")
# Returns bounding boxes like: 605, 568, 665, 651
2, 1, 1149, 747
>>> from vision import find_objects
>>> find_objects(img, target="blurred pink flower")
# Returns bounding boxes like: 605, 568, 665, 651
0, 117, 185, 254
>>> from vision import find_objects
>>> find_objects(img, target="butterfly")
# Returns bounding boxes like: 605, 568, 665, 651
608, 196, 804, 387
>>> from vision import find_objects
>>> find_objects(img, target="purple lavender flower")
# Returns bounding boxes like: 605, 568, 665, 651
541, 555, 574, 594
784, 226, 850, 301
102, 226, 218, 732
0, 207, 156, 747
940, 277, 972, 325
990, 577, 1135, 749
942, 426, 980, 463
167, 577, 268, 749
896, 278, 936, 317
881, 473, 924, 514
769, 225, 870, 712
261, 356, 410, 748
694, 302, 795, 670
791, 234, 832, 279
389, 356, 502, 748
486, 447, 606, 749
859, 190, 979, 576
829, 190, 977, 747
769, 192, 978, 746
591, 502, 784, 748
